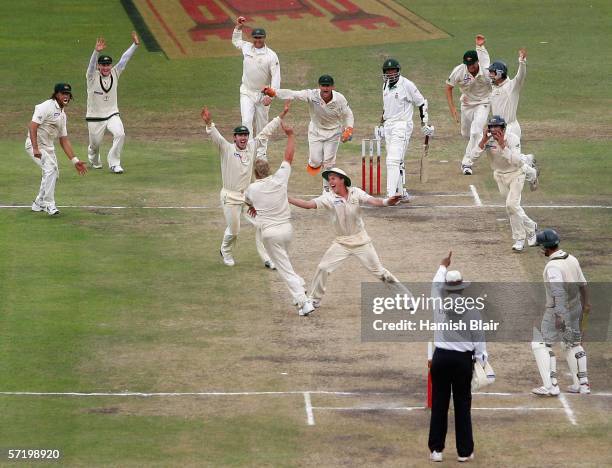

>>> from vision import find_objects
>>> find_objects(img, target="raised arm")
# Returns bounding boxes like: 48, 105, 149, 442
232, 16, 246, 50
201, 106, 232, 152
115, 32, 139, 74
281, 119, 295, 165
87, 37, 105, 79
288, 197, 317, 209
431, 251, 452, 299
254, 102, 290, 142
513, 48, 527, 92
475, 34, 490, 69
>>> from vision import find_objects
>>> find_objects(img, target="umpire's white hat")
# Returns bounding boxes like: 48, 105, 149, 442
444, 270, 470, 291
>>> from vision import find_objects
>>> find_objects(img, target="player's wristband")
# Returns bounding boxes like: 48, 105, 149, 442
71, 157, 80, 166
383, 198, 390, 206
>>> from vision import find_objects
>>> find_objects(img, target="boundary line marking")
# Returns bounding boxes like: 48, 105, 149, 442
469, 184, 483, 207
304, 392, 315, 426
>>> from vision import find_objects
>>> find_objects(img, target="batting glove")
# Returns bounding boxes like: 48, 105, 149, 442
421, 124, 435, 137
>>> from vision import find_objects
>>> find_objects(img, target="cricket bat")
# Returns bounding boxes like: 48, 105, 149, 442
419, 135, 430, 183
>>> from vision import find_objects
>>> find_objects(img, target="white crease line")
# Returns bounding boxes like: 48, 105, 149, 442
469, 184, 483, 207
304, 392, 315, 426
312, 406, 559, 411
559, 393, 578, 425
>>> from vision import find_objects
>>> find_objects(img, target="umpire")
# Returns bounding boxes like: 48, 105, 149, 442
428, 251, 487, 463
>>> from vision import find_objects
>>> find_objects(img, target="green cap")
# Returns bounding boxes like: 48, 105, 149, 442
463, 50, 478, 65
251, 28, 266, 38
233, 125, 250, 135
54, 83, 72, 95
318, 74, 334, 86
98, 55, 113, 65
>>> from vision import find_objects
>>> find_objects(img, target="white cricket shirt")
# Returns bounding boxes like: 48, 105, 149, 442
232, 28, 280, 98
245, 161, 292, 230
382, 76, 426, 124
26, 99, 67, 149
490, 60, 526, 125
446, 46, 492, 107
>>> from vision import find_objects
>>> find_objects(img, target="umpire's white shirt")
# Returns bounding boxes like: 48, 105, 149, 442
313, 187, 373, 246
382, 76, 425, 125
245, 161, 292, 231
232, 29, 281, 98
275, 89, 354, 138
26, 99, 67, 150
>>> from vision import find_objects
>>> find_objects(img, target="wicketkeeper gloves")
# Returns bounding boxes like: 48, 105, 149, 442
341, 127, 353, 142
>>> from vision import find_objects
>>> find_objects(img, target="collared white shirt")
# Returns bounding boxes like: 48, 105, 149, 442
490, 60, 526, 125
245, 161, 292, 230
26, 99, 67, 149
446, 46, 492, 107
232, 28, 281, 96
543, 250, 587, 315
473, 131, 522, 172
382, 76, 425, 124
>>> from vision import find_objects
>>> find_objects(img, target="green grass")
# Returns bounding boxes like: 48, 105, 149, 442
1, 0, 611, 466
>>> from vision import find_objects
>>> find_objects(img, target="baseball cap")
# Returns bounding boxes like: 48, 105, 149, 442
233, 125, 250, 135
318, 74, 334, 86
54, 83, 72, 95
463, 50, 478, 65
322, 167, 351, 187
98, 55, 113, 65
251, 28, 266, 38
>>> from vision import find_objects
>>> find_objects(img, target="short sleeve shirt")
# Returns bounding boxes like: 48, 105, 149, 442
28, 99, 67, 148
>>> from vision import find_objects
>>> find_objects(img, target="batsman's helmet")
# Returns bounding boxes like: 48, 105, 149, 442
233, 126, 250, 135
536, 229, 560, 248
382, 58, 401, 83
463, 50, 478, 65
488, 61, 508, 80
487, 115, 507, 129
98, 55, 113, 65
382, 58, 401, 72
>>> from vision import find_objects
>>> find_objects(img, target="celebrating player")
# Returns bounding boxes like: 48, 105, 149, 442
531, 229, 591, 396
446, 35, 492, 175
245, 119, 315, 316
86, 32, 139, 174
232, 16, 281, 160
262, 74, 354, 190
26, 83, 88, 216
289, 168, 408, 310
488, 48, 539, 190
381, 58, 434, 199
471, 116, 537, 251
201, 103, 289, 267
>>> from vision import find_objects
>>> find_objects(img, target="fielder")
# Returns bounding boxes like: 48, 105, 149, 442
445, 35, 491, 175
86, 32, 140, 174
201, 104, 289, 267
26, 83, 88, 215
232, 16, 281, 160
472, 116, 537, 251
245, 121, 315, 316
262, 74, 354, 189
381, 58, 434, 199
289, 168, 407, 309
532, 229, 591, 396
488, 48, 539, 190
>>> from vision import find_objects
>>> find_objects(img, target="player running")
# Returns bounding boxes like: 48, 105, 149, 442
86, 32, 139, 174
262, 74, 354, 190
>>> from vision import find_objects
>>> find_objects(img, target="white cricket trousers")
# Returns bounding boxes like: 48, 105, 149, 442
460, 103, 489, 167
240, 93, 270, 159
87, 115, 125, 168
310, 241, 403, 302
261, 223, 308, 307
219, 190, 270, 263
384, 120, 413, 196
26, 145, 58, 208
308, 123, 342, 185
493, 169, 537, 240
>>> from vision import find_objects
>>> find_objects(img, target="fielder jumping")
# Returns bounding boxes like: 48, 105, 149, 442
86, 32, 140, 174
445, 35, 491, 176
245, 120, 315, 316
262, 74, 354, 189
201, 104, 289, 267
488, 48, 539, 190
26, 83, 88, 215
472, 116, 537, 251
232, 16, 281, 160
381, 58, 434, 199
532, 229, 591, 396
289, 168, 408, 310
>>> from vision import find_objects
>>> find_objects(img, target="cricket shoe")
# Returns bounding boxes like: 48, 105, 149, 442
298, 300, 315, 317
567, 383, 591, 394
110, 165, 124, 174
457, 454, 474, 463
45, 205, 60, 216
527, 224, 538, 247
311, 299, 321, 309
429, 451, 443, 462
532, 385, 560, 396
89, 159, 102, 169
461, 164, 473, 175
512, 239, 525, 252
264, 261, 277, 270
219, 250, 235, 267
400, 190, 412, 203
31, 200, 44, 212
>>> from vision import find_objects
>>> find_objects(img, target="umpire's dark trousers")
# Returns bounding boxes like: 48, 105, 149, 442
428, 347, 474, 457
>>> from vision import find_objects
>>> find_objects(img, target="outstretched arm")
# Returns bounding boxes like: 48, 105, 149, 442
281, 118, 295, 165
232, 17, 246, 50
87, 37, 105, 79
201, 106, 232, 151
475, 34, 490, 69
288, 197, 317, 209
115, 32, 139, 74
366, 194, 401, 207
514, 48, 527, 92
